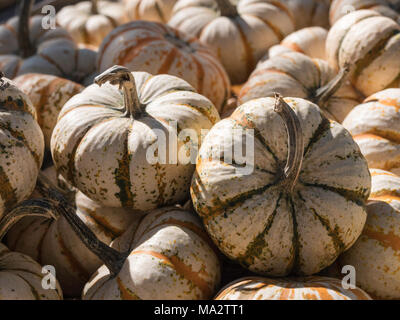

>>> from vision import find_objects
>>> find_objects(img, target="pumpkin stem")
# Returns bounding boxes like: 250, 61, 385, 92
91, 0, 99, 14
216, 0, 238, 17
36, 176, 128, 276
314, 64, 350, 108
0, 198, 60, 241
95, 65, 142, 119
0, 71, 5, 86
18, 0, 34, 58
274, 93, 304, 193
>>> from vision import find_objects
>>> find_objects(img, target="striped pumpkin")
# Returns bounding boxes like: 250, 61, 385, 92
215, 276, 371, 300
267, 26, 328, 61
326, 9, 400, 97
0, 242, 63, 300
97, 20, 230, 112
51, 66, 219, 210
330, 0, 400, 25
239, 52, 360, 123
57, 0, 129, 47
83, 206, 221, 300
0, 75, 44, 219
4, 166, 143, 297
285, 0, 331, 29
168, 0, 296, 84
191, 96, 371, 276
342, 89, 400, 174
124, 0, 177, 23
339, 169, 400, 299
13, 74, 83, 150
0, 15, 97, 84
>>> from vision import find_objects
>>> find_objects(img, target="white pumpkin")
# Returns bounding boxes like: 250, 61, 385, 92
330, 0, 400, 25
239, 52, 360, 123
0, 74, 44, 219
0, 242, 63, 300
13, 73, 84, 150
339, 169, 400, 299
83, 206, 221, 300
168, 0, 296, 84
267, 26, 328, 61
97, 20, 231, 112
191, 95, 371, 276
342, 88, 400, 174
215, 276, 372, 300
326, 9, 400, 96
124, 0, 178, 23
1, 167, 143, 297
51, 66, 219, 211
57, 0, 130, 47
0, 0, 97, 83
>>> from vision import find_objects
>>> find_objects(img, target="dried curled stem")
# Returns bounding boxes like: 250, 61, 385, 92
0, 198, 60, 241
18, 0, 34, 58
274, 93, 304, 193
37, 173, 129, 276
95, 65, 142, 119
314, 64, 350, 107
91, 0, 98, 14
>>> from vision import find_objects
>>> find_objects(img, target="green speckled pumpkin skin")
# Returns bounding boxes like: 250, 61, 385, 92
0, 77, 44, 219
51, 71, 219, 211
191, 97, 371, 276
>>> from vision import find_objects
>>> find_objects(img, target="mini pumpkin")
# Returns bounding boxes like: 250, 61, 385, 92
338, 169, 400, 299
284, 0, 331, 29
0, 0, 97, 84
124, 0, 178, 23
191, 95, 371, 276
0, 242, 63, 300
342, 88, 400, 174
0, 168, 143, 297
0, 73, 44, 219
168, 0, 295, 84
13, 73, 84, 150
97, 20, 230, 111
215, 276, 371, 300
239, 52, 360, 123
267, 26, 328, 61
51, 66, 219, 210
82, 206, 221, 300
57, 0, 130, 47
326, 9, 400, 97
330, 0, 400, 25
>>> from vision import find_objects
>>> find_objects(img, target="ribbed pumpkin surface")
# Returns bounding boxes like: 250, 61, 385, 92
343, 88, 400, 174
215, 276, 371, 300
191, 97, 370, 276
83, 207, 221, 300
339, 168, 400, 299
0, 76, 44, 219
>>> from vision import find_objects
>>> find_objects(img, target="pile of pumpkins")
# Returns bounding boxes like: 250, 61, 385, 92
0, 0, 400, 300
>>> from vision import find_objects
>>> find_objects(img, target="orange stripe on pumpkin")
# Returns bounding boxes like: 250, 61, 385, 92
281, 41, 305, 54
116, 277, 140, 300
130, 250, 212, 298
363, 227, 400, 251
